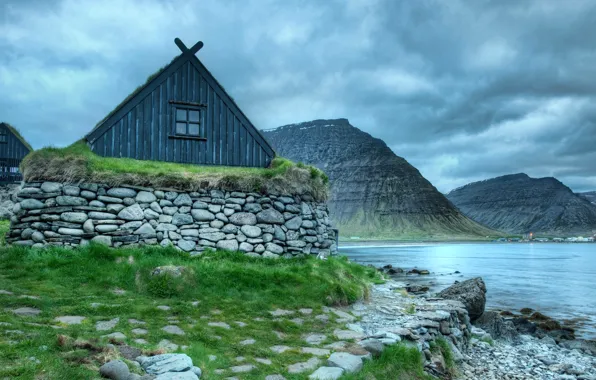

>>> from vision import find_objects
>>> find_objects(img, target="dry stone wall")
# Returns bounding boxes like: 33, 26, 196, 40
7, 182, 338, 258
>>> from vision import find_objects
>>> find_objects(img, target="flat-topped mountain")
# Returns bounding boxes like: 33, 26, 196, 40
447, 173, 596, 234
262, 119, 494, 239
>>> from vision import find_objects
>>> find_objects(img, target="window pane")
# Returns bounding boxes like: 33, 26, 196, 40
189, 110, 200, 122
176, 122, 187, 134
176, 109, 187, 121
188, 123, 200, 136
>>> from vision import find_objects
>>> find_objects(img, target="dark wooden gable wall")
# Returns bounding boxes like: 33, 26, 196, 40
0, 123, 32, 182
0, 123, 31, 161
86, 44, 275, 168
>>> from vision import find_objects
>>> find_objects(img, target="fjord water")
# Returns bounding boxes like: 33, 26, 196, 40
341, 243, 596, 339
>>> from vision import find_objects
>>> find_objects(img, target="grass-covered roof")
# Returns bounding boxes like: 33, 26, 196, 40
20, 141, 329, 201
0, 122, 33, 151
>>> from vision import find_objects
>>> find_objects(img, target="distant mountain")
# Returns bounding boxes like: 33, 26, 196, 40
447, 173, 596, 235
579, 191, 596, 205
262, 119, 495, 239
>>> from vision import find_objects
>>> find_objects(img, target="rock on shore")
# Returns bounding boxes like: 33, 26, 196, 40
437, 277, 486, 321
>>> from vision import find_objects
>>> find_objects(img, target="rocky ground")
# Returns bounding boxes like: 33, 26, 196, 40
460, 332, 596, 380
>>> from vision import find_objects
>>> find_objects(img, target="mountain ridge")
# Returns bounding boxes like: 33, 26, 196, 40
447, 173, 596, 235
263, 119, 496, 239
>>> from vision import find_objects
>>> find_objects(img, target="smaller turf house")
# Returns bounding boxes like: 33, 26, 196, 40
85, 38, 275, 168
0, 122, 32, 183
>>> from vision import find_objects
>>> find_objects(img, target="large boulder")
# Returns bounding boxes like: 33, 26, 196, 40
473, 311, 518, 342
437, 277, 486, 321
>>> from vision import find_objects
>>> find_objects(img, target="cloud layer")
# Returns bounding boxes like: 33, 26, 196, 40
1, 0, 595, 192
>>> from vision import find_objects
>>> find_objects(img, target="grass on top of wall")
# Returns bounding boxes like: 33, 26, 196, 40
20, 141, 329, 201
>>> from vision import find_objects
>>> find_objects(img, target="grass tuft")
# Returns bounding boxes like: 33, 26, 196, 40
20, 141, 329, 201
342, 343, 434, 379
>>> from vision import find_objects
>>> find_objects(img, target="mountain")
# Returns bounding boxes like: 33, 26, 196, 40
262, 119, 495, 239
579, 191, 596, 205
447, 173, 596, 235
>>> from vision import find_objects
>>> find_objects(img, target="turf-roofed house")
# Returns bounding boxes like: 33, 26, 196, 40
86, 38, 274, 167
10, 39, 337, 257
0, 122, 32, 183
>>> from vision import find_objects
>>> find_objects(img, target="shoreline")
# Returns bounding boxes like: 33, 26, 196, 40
359, 268, 596, 379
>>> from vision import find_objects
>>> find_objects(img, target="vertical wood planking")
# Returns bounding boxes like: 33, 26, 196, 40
143, 96, 151, 160
234, 117, 240, 165
175, 68, 182, 162
151, 90, 158, 160
240, 124, 246, 166
189, 64, 196, 163
159, 83, 165, 161
130, 107, 137, 159
205, 85, 213, 164
227, 109, 234, 166
213, 88, 220, 165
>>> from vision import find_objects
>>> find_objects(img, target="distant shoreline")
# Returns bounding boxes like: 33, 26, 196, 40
338, 239, 595, 248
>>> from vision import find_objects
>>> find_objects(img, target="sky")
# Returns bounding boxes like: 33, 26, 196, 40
1, 0, 596, 193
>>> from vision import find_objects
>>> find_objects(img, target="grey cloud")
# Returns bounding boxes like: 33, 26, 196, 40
1, 0, 595, 192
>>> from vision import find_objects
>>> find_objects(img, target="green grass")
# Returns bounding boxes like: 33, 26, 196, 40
0, 244, 383, 379
342, 344, 434, 380
472, 334, 494, 346
20, 141, 329, 200
429, 338, 455, 375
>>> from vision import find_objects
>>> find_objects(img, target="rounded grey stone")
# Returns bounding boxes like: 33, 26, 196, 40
192, 201, 208, 209
80, 190, 96, 199
191, 209, 215, 222
256, 209, 285, 224
178, 240, 196, 252
229, 212, 257, 226
221, 224, 238, 234
83, 219, 95, 233
172, 213, 194, 225
99, 359, 130, 380
285, 216, 303, 230
31, 231, 45, 243
239, 242, 254, 252
95, 225, 119, 233
56, 196, 87, 206
309, 367, 344, 380
216, 239, 239, 251
92, 235, 112, 246
118, 204, 144, 221
165, 191, 178, 201
107, 188, 137, 198
173, 193, 192, 206
123, 197, 135, 206
40, 182, 62, 193
265, 242, 284, 254
62, 185, 80, 196
241, 225, 262, 238
20, 199, 45, 210
136, 191, 157, 203
57, 228, 85, 236
143, 209, 160, 220
244, 203, 262, 213
61, 212, 88, 223
88, 211, 116, 220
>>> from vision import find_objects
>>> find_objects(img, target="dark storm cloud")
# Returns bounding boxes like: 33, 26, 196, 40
1, 0, 596, 192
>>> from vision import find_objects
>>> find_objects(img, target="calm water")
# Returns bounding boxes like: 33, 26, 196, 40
341, 243, 596, 339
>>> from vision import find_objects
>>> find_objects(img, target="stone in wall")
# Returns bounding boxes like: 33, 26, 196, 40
0, 184, 20, 219
7, 182, 338, 258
